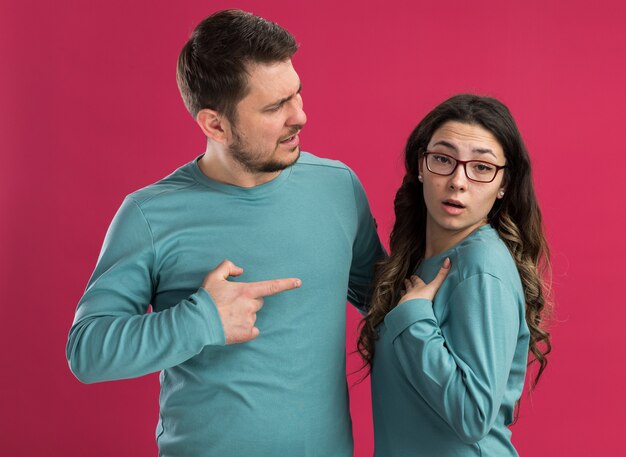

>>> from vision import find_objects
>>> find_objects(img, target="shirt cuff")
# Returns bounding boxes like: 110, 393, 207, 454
193, 287, 227, 346
384, 298, 437, 341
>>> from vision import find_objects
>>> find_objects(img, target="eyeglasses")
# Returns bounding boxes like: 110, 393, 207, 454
423, 152, 507, 183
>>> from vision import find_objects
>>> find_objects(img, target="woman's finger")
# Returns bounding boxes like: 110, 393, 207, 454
428, 258, 451, 292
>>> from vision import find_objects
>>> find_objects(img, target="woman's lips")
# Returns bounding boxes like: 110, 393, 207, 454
442, 200, 465, 215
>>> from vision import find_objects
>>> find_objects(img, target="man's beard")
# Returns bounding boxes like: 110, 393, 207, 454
229, 126, 302, 174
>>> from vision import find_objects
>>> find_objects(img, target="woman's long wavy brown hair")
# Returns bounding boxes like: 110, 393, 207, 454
357, 94, 552, 389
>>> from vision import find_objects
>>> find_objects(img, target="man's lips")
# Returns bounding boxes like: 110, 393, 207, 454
279, 132, 300, 146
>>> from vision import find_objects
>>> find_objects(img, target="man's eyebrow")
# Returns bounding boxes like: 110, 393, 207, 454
263, 82, 302, 110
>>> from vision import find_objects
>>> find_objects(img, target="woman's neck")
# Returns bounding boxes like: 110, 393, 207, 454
424, 217, 487, 259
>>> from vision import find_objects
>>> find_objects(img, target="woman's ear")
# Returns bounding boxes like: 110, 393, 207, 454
418, 156, 424, 182
497, 188, 506, 199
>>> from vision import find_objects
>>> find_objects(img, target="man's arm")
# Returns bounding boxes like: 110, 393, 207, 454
66, 198, 300, 384
346, 170, 386, 313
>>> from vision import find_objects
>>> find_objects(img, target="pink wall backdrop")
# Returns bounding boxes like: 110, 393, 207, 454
2, 0, 625, 455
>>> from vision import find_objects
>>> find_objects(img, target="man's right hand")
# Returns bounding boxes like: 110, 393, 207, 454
202, 260, 302, 344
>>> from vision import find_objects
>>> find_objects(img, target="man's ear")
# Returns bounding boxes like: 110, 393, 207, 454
196, 109, 228, 142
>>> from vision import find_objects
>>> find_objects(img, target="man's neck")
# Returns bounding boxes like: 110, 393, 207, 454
198, 146, 280, 188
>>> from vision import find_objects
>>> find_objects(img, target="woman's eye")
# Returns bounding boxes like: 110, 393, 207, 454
433, 155, 451, 164
473, 163, 494, 173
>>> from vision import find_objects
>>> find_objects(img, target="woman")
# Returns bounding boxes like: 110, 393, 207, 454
358, 94, 551, 456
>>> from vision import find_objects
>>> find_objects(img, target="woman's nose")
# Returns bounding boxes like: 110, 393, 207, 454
448, 162, 468, 191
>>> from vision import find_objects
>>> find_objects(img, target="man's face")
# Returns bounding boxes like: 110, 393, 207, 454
227, 59, 307, 173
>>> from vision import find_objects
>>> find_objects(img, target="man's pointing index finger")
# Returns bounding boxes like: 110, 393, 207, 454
246, 278, 302, 298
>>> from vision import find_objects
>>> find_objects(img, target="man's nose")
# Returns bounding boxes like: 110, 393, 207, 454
287, 94, 307, 127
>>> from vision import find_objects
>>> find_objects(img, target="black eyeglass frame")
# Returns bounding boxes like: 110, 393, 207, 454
422, 151, 507, 183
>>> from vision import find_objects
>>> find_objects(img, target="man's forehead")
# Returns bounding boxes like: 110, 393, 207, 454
243, 60, 300, 99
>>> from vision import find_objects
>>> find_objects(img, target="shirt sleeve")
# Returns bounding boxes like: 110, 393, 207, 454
66, 197, 225, 384
384, 273, 520, 443
346, 169, 386, 313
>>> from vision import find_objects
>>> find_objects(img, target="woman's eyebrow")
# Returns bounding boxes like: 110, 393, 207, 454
431, 140, 457, 150
472, 148, 497, 159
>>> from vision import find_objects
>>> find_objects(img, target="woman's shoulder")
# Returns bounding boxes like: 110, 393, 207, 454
449, 225, 519, 284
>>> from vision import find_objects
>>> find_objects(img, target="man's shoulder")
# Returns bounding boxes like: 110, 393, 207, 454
296, 151, 353, 174
127, 161, 198, 206
294, 152, 372, 203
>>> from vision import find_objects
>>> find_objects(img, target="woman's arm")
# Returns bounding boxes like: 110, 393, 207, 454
386, 267, 520, 443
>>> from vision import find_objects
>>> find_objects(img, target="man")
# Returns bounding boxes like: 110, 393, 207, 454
66, 9, 384, 457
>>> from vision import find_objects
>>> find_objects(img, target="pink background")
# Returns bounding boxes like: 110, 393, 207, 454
2, 0, 625, 455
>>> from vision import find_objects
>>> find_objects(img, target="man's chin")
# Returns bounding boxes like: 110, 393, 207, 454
260, 148, 300, 173
284, 147, 301, 167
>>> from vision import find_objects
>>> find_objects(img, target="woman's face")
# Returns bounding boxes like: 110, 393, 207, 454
421, 121, 506, 240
